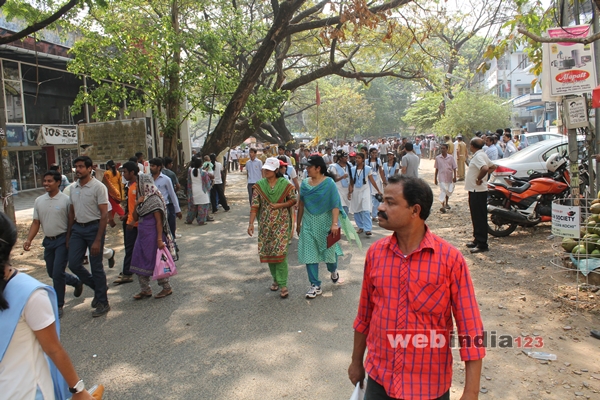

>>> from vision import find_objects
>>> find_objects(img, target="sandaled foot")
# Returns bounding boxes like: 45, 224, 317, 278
270, 282, 279, 291
356, 229, 364, 234
155, 289, 173, 299
365, 231, 372, 236
280, 287, 289, 298
133, 291, 152, 300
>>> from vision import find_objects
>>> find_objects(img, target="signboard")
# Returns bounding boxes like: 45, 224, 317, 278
552, 202, 580, 238
36, 125, 77, 146
563, 96, 589, 129
547, 25, 597, 96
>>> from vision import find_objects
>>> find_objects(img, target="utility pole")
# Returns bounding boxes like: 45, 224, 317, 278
0, 80, 15, 222
594, 4, 600, 194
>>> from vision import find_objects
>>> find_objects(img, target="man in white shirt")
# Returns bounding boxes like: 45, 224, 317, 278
379, 140, 389, 163
23, 170, 83, 317
246, 148, 263, 204
322, 147, 334, 166
465, 138, 496, 254
210, 154, 231, 213
502, 132, 517, 158
230, 148, 239, 171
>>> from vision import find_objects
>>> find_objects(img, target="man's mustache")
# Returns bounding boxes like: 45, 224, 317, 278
377, 211, 388, 220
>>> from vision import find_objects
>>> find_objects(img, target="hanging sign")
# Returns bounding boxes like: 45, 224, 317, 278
563, 97, 589, 129
552, 202, 580, 238
546, 25, 597, 96
36, 125, 77, 146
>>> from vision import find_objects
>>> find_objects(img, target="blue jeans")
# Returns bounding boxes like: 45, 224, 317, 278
67, 222, 108, 305
354, 211, 372, 231
306, 254, 337, 287
42, 234, 80, 308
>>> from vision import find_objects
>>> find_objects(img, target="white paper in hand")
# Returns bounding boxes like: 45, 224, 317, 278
349, 380, 366, 400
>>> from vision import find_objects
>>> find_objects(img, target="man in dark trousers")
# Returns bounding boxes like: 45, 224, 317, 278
348, 175, 485, 400
66, 155, 110, 317
465, 137, 496, 253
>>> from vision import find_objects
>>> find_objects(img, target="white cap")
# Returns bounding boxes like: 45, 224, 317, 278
262, 157, 280, 171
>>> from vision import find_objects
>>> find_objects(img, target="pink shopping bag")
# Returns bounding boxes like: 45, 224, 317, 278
153, 247, 178, 280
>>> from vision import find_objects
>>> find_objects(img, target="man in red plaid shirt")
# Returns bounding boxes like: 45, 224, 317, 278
348, 175, 485, 400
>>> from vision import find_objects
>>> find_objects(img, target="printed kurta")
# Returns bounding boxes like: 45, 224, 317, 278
251, 180, 296, 263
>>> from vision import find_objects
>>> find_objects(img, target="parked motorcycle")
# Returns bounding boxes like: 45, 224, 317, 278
487, 153, 572, 237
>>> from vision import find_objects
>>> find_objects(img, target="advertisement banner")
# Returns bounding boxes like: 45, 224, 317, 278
36, 125, 77, 146
547, 25, 597, 96
551, 202, 580, 238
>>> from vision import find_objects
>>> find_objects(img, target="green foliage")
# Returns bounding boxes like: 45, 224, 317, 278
245, 88, 290, 128
306, 82, 374, 140
433, 90, 511, 137
402, 92, 444, 133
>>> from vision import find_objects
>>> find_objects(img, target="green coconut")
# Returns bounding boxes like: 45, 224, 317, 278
562, 238, 579, 252
572, 245, 587, 255
591, 203, 600, 215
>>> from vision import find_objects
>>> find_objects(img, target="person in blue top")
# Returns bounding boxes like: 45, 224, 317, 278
350, 153, 382, 237
383, 152, 400, 180
0, 212, 97, 400
296, 155, 360, 299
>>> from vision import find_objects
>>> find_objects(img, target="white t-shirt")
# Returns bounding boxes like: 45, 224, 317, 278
0, 289, 55, 400
213, 162, 224, 184
189, 168, 211, 205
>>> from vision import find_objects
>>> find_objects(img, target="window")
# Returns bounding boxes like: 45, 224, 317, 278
543, 144, 567, 161
497, 55, 511, 70
517, 54, 529, 69
3, 61, 24, 123
518, 87, 531, 96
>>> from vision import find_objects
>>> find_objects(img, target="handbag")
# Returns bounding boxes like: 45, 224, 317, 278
153, 247, 178, 280
327, 228, 341, 248
349, 381, 366, 400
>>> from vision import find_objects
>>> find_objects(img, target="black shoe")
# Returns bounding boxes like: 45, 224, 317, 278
91, 297, 99, 308
73, 281, 84, 298
108, 250, 115, 268
591, 330, 600, 340
470, 246, 489, 254
466, 242, 478, 248
92, 303, 110, 318
58, 307, 64, 319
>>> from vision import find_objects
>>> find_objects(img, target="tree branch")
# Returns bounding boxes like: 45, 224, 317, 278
286, 0, 412, 36
0, 0, 80, 45
518, 26, 600, 45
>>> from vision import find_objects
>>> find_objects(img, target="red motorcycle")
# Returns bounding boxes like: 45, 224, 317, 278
487, 153, 572, 237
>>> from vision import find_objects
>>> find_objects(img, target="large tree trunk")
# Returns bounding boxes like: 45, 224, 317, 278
163, 0, 182, 163
271, 114, 293, 144
201, 0, 306, 155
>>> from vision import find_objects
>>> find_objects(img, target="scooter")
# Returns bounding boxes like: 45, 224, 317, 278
487, 154, 572, 237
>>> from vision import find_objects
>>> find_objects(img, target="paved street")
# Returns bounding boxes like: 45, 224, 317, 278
17, 172, 376, 399
12, 162, 600, 399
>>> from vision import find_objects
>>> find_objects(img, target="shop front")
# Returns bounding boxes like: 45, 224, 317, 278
2, 57, 84, 191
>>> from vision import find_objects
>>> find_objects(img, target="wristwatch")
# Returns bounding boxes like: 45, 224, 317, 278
69, 380, 85, 394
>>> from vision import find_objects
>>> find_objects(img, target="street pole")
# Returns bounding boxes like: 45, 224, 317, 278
593, 4, 600, 195
0, 80, 15, 222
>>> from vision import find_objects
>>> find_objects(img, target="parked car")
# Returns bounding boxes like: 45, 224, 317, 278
520, 132, 563, 146
490, 136, 586, 183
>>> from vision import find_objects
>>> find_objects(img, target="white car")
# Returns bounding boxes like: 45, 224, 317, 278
490, 136, 585, 182
521, 132, 563, 146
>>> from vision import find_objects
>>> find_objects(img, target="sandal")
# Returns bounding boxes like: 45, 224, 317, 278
356, 229, 364, 234
280, 287, 289, 298
133, 291, 152, 300
155, 289, 173, 299
270, 282, 279, 291
365, 231, 372, 236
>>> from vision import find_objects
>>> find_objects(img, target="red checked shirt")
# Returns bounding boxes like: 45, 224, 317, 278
353, 228, 485, 400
